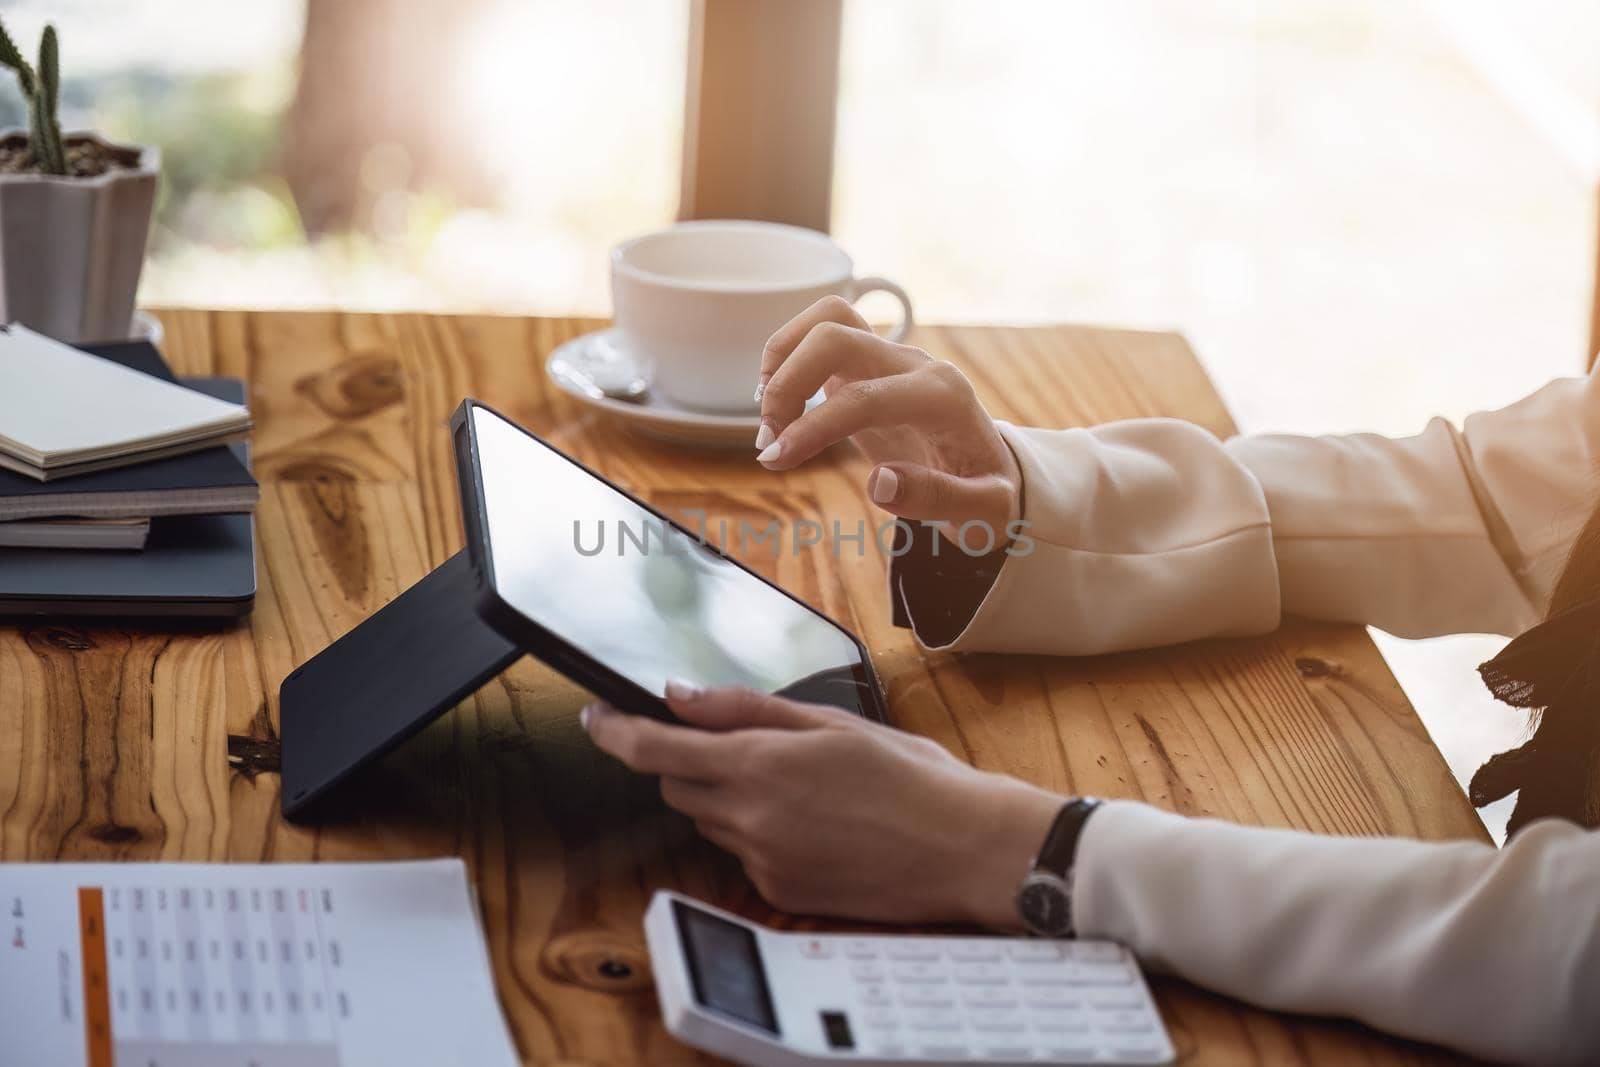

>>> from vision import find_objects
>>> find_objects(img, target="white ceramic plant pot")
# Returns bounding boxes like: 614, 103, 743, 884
0, 129, 159, 345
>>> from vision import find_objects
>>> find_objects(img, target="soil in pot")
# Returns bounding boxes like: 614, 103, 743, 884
0, 133, 141, 178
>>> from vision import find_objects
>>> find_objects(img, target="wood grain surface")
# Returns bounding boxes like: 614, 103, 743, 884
0, 309, 1489, 1066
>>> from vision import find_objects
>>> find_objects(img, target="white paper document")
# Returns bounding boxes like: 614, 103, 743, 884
0, 859, 520, 1067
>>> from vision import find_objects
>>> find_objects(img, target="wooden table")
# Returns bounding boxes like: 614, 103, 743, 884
0, 310, 1486, 1065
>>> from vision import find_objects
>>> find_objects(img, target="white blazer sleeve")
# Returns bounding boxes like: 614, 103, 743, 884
892, 418, 1282, 655
895, 369, 1600, 653
1225, 370, 1600, 638
1074, 802, 1600, 1066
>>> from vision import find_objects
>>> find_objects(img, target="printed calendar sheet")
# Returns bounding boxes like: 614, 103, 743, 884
0, 859, 519, 1067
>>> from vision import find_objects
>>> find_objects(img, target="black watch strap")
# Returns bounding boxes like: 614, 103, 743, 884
1034, 796, 1102, 877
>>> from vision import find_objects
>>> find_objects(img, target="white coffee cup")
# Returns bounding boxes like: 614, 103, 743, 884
610, 220, 913, 413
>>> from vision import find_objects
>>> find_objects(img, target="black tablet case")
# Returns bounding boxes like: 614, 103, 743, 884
0, 376, 257, 619
279, 549, 521, 816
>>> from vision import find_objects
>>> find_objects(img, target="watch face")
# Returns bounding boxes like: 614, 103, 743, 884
1017, 874, 1073, 937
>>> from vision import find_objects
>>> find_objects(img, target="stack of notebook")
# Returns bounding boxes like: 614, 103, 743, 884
0, 324, 260, 617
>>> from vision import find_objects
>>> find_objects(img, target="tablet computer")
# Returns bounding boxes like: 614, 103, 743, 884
280, 399, 885, 818
451, 399, 886, 724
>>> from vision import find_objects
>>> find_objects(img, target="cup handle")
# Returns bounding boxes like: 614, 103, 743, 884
849, 276, 914, 342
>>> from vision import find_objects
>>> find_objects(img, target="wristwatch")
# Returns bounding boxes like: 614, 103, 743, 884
1015, 797, 1102, 937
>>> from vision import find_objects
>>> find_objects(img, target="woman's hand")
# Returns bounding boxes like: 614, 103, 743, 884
582, 682, 1060, 927
755, 297, 1023, 540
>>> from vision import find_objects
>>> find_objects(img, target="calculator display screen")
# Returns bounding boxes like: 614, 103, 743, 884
673, 900, 779, 1034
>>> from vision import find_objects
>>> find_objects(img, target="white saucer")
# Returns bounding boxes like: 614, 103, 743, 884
546, 328, 773, 449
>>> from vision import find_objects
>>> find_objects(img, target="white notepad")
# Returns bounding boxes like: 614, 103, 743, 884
0, 323, 252, 480
0, 859, 521, 1067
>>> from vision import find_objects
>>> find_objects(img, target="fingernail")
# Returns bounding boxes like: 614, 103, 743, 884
754, 422, 775, 451
579, 704, 596, 730
870, 467, 899, 504
665, 677, 703, 702
757, 439, 782, 466
753, 379, 768, 403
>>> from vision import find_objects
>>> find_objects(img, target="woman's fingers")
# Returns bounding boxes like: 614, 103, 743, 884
757, 295, 869, 399
582, 702, 732, 780
659, 775, 728, 823
758, 321, 927, 442
868, 464, 1019, 537
664, 680, 841, 732
694, 818, 744, 855
758, 362, 961, 471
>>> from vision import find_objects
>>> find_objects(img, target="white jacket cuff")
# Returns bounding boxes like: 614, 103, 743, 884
897, 419, 1281, 656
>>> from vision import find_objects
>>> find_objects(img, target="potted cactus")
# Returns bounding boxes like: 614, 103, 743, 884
0, 18, 157, 344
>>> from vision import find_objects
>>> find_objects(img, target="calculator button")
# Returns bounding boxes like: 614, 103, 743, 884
900, 988, 957, 1009
884, 942, 942, 961
953, 962, 1009, 985
1069, 941, 1125, 962
1047, 961, 1134, 985
867, 1042, 908, 1058
1106, 1040, 1170, 1060
860, 986, 894, 1008
1088, 991, 1147, 1012
903, 1008, 964, 1031
961, 987, 1019, 1009
969, 1009, 1027, 1033
948, 941, 1004, 962
851, 961, 887, 982
1015, 969, 1072, 987
891, 962, 949, 984
1081, 962, 1137, 985
1006, 941, 1068, 962
1040, 1042, 1099, 1061
1023, 987, 1080, 1009
798, 937, 834, 959
979, 1045, 1033, 1060
1032, 1010, 1093, 1033
844, 939, 880, 960
917, 1044, 971, 1059
1096, 1010, 1156, 1033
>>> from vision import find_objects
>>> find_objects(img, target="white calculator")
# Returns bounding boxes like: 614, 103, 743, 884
644, 891, 1175, 1067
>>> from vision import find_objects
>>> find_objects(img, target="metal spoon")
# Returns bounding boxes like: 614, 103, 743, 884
550, 334, 651, 403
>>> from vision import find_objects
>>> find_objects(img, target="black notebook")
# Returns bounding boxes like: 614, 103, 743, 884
0, 377, 257, 619
0, 341, 259, 521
